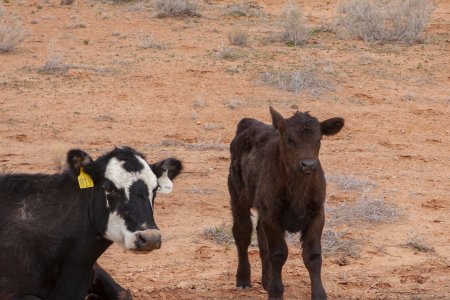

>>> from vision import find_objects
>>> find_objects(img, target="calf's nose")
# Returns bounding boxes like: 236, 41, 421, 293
135, 229, 162, 252
300, 159, 317, 174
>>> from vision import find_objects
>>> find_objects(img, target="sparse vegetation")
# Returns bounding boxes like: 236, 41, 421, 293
225, 99, 246, 109
0, 7, 25, 53
279, 1, 309, 46
38, 56, 111, 75
60, 0, 75, 5
322, 229, 360, 258
202, 225, 234, 245
139, 33, 166, 49
155, 0, 200, 18
404, 233, 435, 253
259, 69, 334, 97
185, 186, 216, 194
228, 28, 249, 47
217, 45, 244, 60
327, 174, 377, 192
327, 196, 402, 225
335, 0, 435, 44
224, 0, 263, 17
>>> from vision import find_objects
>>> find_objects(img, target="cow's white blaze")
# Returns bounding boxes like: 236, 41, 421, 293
103, 155, 158, 249
104, 156, 157, 205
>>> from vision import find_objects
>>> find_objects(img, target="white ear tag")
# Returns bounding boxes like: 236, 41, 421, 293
157, 170, 173, 194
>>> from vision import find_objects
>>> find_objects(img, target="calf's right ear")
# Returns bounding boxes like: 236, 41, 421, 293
151, 158, 183, 181
269, 106, 286, 134
67, 149, 94, 175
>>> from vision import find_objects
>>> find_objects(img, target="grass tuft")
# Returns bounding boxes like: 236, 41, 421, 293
259, 69, 334, 97
228, 28, 249, 47
202, 225, 234, 245
404, 233, 435, 253
279, 1, 309, 46
335, 0, 435, 44
327, 195, 402, 225
326, 174, 377, 192
0, 8, 25, 53
224, 0, 263, 17
155, 0, 200, 18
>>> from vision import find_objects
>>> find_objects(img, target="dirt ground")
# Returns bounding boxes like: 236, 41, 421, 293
0, 0, 449, 299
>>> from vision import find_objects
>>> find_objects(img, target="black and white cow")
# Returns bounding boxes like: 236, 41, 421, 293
0, 146, 182, 300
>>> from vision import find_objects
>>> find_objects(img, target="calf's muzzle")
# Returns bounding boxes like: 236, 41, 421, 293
299, 159, 318, 175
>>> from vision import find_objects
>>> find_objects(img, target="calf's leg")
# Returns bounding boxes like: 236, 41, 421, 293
301, 211, 327, 300
256, 218, 269, 291
231, 202, 253, 288
261, 219, 287, 300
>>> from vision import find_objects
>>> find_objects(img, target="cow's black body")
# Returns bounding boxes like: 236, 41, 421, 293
0, 147, 182, 300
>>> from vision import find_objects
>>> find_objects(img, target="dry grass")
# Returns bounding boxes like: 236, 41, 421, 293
201, 224, 234, 245
259, 69, 334, 97
0, 8, 25, 53
38, 56, 111, 75
279, 1, 309, 46
225, 99, 246, 109
139, 33, 166, 49
224, 0, 264, 17
327, 195, 402, 225
326, 174, 377, 192
403, 233, 435, 253
228, 28, 249, 47
335, 0, 435, 44
217, 46, 244, 60
185, 186, 216, 195
60, 0, 75, 5
322, 229, 360, 258
155, 0, 200, 18
186, 140, 228, 151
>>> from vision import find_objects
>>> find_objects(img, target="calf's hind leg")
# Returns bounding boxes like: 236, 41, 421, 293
86, 263, 132, 300
230, 184, 253, 288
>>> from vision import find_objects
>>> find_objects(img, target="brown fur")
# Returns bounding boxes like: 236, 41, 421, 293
228, 107, 344, 299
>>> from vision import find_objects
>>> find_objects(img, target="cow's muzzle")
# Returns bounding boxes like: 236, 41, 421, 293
134, 229, 162, 252
298, 159, 318, 175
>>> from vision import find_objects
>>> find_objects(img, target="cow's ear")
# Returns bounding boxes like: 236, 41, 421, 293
320, 117, 345, 136
67, 149, 94, 175
151, 158, 183, 180
269, 106, 286, 134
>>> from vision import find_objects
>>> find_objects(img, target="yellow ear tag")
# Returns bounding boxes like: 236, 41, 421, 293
78, 167, 94, 189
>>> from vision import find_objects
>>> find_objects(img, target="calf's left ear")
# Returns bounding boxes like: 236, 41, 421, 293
320, 117, 345, 136
67, 149, 94, 175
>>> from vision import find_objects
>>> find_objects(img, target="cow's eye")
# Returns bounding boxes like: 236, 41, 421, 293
287, 137, 295, 146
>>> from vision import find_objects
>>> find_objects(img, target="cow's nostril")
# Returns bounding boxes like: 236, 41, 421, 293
135, 229, 162, 251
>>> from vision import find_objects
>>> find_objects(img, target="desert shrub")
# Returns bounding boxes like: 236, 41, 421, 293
280, 1, 308, 46
259, 69, 333, 96
327, 196, 402, 225
224, 0, 263, 17
335, 0, 435, 44
326, 174, 377, 192
217, 46, 244, 60
60, 0, 75, 5
0, 8, 25, 53
201, 225, 234, 245
403, 233, 435, 253
155, 0, 200, 18
139, 33, 165, 49
322, 229, 360, 258
228, 28, 249, 46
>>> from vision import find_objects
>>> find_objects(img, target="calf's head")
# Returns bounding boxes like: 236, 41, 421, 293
270, 106, 344, 175
67, 147, 182, 252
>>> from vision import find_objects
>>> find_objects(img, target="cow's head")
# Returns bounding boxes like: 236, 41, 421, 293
270, 106, 344, 175
67, 147, 182, 252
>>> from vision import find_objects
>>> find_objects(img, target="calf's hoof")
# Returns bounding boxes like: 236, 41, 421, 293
236, 283, 252, 289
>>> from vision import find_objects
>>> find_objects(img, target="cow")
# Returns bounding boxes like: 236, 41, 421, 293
228, 107, 344, 299
0, 146, 182, 300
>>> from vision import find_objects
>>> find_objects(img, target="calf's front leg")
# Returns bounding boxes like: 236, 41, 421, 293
261, 219, 288, 300
301, 209, 327, 300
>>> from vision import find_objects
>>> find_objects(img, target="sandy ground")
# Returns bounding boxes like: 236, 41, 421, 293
0, 0, 449, 299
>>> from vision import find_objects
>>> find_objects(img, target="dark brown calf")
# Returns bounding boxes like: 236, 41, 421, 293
228, 107, 344, 299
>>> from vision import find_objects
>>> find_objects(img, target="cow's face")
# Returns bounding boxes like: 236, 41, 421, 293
270, 107, 344, 175
67, 147, 182, 252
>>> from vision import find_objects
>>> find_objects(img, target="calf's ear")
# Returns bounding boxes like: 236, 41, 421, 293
320, 117, 345, 136
151, 158, 183, 181
269, 106, 286, 134
67, 149, 94, 175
